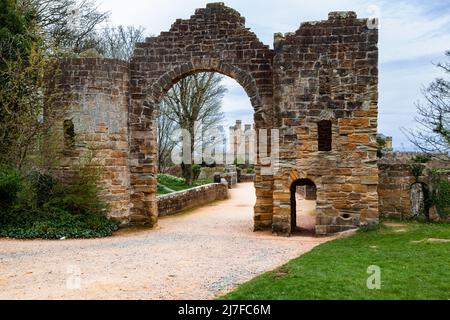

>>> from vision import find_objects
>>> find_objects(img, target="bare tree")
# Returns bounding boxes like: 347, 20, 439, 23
157, 101, 177, 173
160, 72, 226, 184
96, 25, 145, 61
403, 51, 450, 160
22, 0, 109, 54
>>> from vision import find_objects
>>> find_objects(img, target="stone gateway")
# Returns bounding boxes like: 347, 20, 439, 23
53, 3, 379, 236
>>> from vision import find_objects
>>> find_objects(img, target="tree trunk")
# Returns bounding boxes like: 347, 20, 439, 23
181, 163, 193, 186
181, 126, 195, 186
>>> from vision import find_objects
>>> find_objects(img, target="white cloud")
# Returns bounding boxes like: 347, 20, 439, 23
98, 0, 450, 150
220, 76, 254, 128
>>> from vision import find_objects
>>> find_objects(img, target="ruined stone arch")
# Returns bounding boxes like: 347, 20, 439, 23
54, 3, 379, 236
127, 2, 275, 228
146, 60, 264, 116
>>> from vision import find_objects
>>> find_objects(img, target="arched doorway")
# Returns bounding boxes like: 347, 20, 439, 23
290, 179, 317, 233
127, 3, 274, 229
156, 71, 256, 189
410, 182, 430, 219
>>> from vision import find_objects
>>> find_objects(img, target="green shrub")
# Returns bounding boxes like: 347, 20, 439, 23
192, 164, 202, 180
29, 172, 57, 207
376, 137, 386, 158
430, 175, 450, 218
0, 208, 118, 239
0, 157, 118, 239
409, 154, 432, 181
409, 163, 426, 181
412, 154, 432, 164
0, 165, 23, 217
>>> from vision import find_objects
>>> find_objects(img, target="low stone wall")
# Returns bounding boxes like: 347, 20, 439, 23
378, 152, 450, 219
157, 183, 228, 217
378, 162, 414, 219
239, 174, 255, 183
198, 167, 224, 180
222, 172, 237, 188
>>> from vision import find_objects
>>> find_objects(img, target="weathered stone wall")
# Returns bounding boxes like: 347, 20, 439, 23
378, 152, 450, 219
55, 58, 132, 223
272, 12, 379, 235
296, 185, 317, 201
198, 167, 224, 181
157, 183, 228, 217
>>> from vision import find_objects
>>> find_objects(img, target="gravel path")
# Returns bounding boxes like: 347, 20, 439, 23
0, 183, 333, 300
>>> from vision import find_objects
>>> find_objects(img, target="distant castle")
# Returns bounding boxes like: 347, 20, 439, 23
229, 120, 255, 166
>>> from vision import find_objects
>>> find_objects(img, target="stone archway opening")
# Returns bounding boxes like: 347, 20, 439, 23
410, 182, 430, 220
155, 69, 259, 208
290, 179, 317, 234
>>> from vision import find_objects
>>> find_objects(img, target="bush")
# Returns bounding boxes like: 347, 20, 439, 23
0, 160, 118, 239
430, 173, 450, 218
0, 166, 23, 217
192, 164, 202, 180
412, 154, 432, 164
0, 208, 118, 239
29, 172, 57, 207
410, 163, 426, 180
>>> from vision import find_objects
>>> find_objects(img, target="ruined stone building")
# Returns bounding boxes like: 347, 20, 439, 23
229, 120, 255, 166
53, 3, 380, 236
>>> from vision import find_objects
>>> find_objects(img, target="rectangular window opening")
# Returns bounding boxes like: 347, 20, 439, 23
318, 120, 332, 151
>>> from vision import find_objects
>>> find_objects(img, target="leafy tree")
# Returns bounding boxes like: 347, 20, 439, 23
0, 0, 38, 79
0, 0, 69, 169
0, 45, 69, 169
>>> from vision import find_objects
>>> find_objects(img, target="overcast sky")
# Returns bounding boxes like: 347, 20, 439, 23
99, 0, 450, 150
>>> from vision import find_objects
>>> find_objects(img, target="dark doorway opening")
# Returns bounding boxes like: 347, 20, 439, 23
290, 179, 317, 233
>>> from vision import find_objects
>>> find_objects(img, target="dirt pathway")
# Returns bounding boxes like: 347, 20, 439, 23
0, 183, 334, 300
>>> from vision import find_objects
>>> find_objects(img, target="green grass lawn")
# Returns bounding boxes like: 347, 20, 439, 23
222, 221, 450, 300
157, 174, 212, 195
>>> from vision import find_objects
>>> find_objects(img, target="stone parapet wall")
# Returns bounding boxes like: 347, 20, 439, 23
157, 183, 229, 217
239, 174, 256, 183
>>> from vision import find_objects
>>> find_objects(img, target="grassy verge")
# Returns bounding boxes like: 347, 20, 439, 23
222, 221, 450, 300
157, 174, 212, 195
